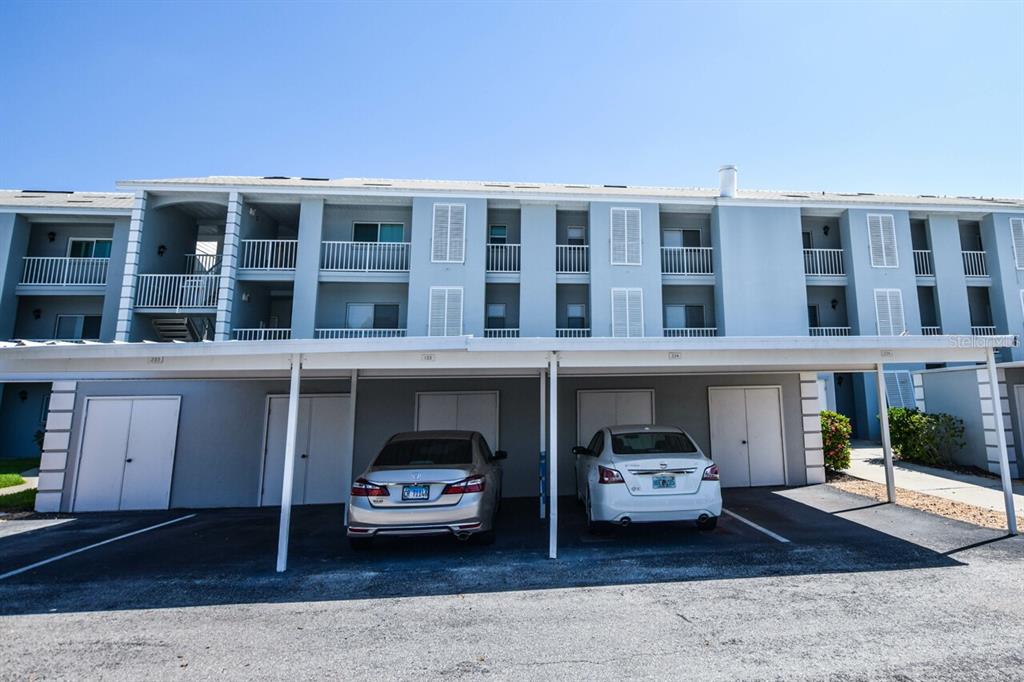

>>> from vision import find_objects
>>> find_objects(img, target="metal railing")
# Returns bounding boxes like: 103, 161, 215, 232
232, 328, 292, 341
20, 257, 109, 286
555, 245, 589, 273
486, 244, 520, 272
556, 328, 591, 338
913, 250, 934, 276
483, 328, 520, 338
809, 326, 851, 336
962, 251, 988, 277
239, 240, 298, 270
314, 328, 407, 339
803, 248, 845, 276
135, 274, 220, 309
664, 327, 717, 337
185, 253, 222, 274
321, 241, 410, 271
972, 325, 997, 336
661, 247, 713, 275
921, 326, 942, 336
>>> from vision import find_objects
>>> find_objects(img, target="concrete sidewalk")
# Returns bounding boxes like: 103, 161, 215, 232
849, 442, 1024, 516
0, 467, 38, 498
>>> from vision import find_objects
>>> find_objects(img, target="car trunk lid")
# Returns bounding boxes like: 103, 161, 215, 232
364, 466, 476, 507
612, 456, 706, 495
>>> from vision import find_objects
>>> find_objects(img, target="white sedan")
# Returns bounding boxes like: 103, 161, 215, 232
574, 424, 722, 531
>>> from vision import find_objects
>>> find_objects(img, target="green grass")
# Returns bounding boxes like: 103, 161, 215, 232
0, 488, 36, 512
0, 473, 25, 489
0, 458, 38, 490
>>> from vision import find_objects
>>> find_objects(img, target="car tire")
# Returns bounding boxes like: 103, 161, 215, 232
586, 494, 607, 534
349, 537, 374, 550
470, 529, 496, 546
696, 516, 718, 531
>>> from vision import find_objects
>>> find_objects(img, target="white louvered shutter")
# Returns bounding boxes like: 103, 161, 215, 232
611, 289, 628, 337
445, 287, 463, 336
1011, 218, 1024, 269
884, 371, 916, 409
432, 204, 450, 262
429, 287, 447, 336
625, 208, 641, 264
874, 288, 905, 335
868, 214, 898, 268
448, 204, 466, 263
627, 288, 644, 337
610, 208, 627, 264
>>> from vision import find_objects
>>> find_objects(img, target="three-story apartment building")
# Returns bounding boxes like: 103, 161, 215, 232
0, 169, 1021, 536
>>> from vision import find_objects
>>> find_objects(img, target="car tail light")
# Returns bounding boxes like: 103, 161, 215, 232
598, 465, 624, 484
351, 478, 390, 497
702, 464, 720, 481
442, 475, 486, 495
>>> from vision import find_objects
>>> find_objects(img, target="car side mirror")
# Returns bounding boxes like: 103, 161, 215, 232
571, 446, 593, 456
493, 450, 508, 460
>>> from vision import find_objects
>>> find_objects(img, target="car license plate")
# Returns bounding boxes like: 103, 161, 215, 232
402, 484, 430, 501
652, 475, 676, 489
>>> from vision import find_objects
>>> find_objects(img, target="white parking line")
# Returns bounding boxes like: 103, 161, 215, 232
0, 513, 197, 581
722, 509, 792, 544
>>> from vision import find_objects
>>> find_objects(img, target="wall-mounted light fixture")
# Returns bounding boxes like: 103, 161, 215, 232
241, 291, 251, 303
823, 225, 830, 236
18, 390, 28, 401
830, 299, 839, 310
32, 308, 42, 320
157, 244, 167, 257
47, 231, 56, 242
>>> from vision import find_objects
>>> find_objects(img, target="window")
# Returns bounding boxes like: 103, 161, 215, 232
611, 288, 644, 337
54, 314, 101, 340
488, 225, 507, 244
373, 438, 472, 467
873, 288, 906, 335
802, 232, 813, 249
1011, 218, 1024, 270
807, 305, 820, 328
610, 207, 641, 265
353, 222, 403, 243
67, 238, 112, 258
868, 214, 899, 268
611, 431, 698, 455
566, 303, 587, 329
567, 226, 586, 246
429, 286, 464, 336
486, 303, 507, 329
665, 229, 700, 248
665, 305, 704, 329
346, 303, 399, 330
431, 203, 466, 263
682, 230, 701, 248
884, 371, 916, 409
586, 430, 604, 454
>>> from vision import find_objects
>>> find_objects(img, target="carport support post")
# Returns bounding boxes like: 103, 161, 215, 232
875, 365, 896, 504
985, 348, 1018, 535
539, 369, 546, 519
548, 354, 558, 559
276, 354, 302, 572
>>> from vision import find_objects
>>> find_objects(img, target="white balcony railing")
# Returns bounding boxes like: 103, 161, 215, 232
239, 240, 298, 270
321, 241, 410, 272
185, 253, 221, 274
962, 251, 988, 277
803, 248, 845, 276
972, 325, 997, 336
232, 328, 292, 341
315, 328, 407, 339
809, 326, 851, 337
661, 247, 713, 275
20, 257, 109, 286
664, 327, 717, 337
135, 274, 220, 309
555, 245, 589, 273
922, 326, 942, 336
483, 328, 520, 338
913, 250, 934, 276
486, 244, 520, 272
556, 328, 591, 338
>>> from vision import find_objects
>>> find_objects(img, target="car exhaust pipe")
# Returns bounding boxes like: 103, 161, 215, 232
619, 517, 632, 527
455, 532, 473, 541
698, 514, 710, 524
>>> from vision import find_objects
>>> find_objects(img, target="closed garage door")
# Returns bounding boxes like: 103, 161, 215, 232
73, 396, 181, 511
415, 391, 499, 449
708, 386, 786, 487
577, 390, 655, 445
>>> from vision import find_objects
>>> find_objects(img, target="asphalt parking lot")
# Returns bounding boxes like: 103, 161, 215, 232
1, 485, 1023, 679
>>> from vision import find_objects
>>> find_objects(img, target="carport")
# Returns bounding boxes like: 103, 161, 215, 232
0, 334, 1017, 571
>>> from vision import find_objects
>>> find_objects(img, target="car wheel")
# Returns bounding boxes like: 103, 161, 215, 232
470, 529, 496, 545
349, 537, 374, 550
696, 516, 718, 531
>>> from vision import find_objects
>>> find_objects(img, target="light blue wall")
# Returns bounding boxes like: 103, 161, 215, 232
137, 205, 197, 274
0, 382, 48, 459
315, 282, 408, 329
322, 204, 412, 242
99, 217, 130, 342
519, 203, 556, 336
927, 214, 971, 334
0, 213, 30, 340
292, 198, 324, 338
712, 205, 807, 335
26, 222, 115, 258
487, 208, 521, 243
13, 295, 105, 339
806, 285, 848, 329
659, 212, 710, 246
981, 213, 1024, 360
555, 284, 589, 328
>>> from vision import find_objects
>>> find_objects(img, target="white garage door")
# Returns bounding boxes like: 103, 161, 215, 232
708, 386, 786, 487
262, 395, 352, 506
415, 391, 499, 449
73, 396, 181, 512
576, 390, 655, 445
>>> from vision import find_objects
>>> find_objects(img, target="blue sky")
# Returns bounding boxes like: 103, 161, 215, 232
1, 0, 1021, 197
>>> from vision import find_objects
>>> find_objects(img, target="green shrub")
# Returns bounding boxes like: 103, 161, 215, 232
887, 407, 965, 466
821, 410, 852, 472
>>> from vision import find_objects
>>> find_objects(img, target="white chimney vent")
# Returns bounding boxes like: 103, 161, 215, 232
719, 164, 737, 198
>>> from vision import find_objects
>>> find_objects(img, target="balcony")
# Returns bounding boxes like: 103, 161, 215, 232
809, 326, 851, 337
962, 251, 988, 277
486, 244, 520, 273
972, 325, 997, 336
185, 253, 221, 275
803, 249, 845, 276
913, 250, 934, 276
321, 241, 410, 272
20, 257, 109, 286
315, 328, 407, 339
232, 328, 292, 341
555, 245, 589, 274
922, 326, 942, 336
664, 327, 717, 338
483, 328, 520, 338
661, 247, 713, 275
239, 240, 298, 270
556, 328, 591, 338
135, 274, 219, 309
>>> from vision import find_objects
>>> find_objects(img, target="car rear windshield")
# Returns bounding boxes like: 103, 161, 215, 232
374, 439, 473, 466
610, 432, 698, 455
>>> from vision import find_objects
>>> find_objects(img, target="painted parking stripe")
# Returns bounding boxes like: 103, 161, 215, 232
722, 509, 792, 544
0, 513, 197, 581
